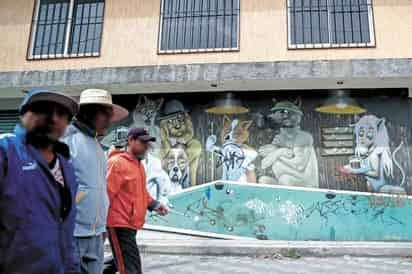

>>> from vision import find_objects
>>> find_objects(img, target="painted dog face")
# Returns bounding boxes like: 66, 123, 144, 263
163, 146, 189, 187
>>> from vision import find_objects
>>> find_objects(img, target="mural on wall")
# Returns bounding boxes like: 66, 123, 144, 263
206, 116, 257, 183
146, 181, 412, 241
339, 115, 407, 194
101, 96, 176, 202
143, 154, 172, 204
104, 90, 412, 198
104, 90, 412, 241
258, 98, 319, 188
132, 95, 164, 157
159, 100, 202, 187
162, 144, 191, 190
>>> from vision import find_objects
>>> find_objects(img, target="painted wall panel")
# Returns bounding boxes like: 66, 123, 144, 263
145, 181, 412, 241
103, 89, 412, 240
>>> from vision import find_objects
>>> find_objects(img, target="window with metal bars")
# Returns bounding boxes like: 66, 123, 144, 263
287, 0, 375, 49
28, 0, 105, 59
158, 0, 240, 53
0, 111, 19, 134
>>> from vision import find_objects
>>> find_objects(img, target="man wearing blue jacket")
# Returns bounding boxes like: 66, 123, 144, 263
63, 89, 128, 274
0, 89, 80, 274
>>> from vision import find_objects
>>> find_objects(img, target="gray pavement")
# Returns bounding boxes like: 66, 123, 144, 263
104, 230, 412, 273
137, 230, 412, 258
141, 254, 412, 274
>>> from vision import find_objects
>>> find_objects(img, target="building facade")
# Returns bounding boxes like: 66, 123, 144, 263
1, 0, 412, 240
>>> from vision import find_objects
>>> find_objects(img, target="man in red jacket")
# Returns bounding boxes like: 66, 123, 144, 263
106, 127, 168, 274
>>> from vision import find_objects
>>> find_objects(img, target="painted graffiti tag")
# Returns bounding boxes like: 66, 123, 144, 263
367, 194, 408, 208
216, 142, 245, 170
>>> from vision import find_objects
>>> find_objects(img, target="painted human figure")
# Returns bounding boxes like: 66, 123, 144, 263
206, 116, 258, 183
339, 115, 406, 194
143, 153, 173, 205
258, 99, 319, 188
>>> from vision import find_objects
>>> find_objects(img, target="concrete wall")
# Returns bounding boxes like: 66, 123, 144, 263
1, 0, 412, 72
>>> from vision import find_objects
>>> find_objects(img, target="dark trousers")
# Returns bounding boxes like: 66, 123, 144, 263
107, 227, 142, 274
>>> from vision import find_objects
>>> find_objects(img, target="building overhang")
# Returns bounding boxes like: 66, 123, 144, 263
1, 58, 412, 109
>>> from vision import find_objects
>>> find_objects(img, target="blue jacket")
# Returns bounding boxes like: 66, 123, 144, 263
62, 120, 109, 237
0, 124, 79, 274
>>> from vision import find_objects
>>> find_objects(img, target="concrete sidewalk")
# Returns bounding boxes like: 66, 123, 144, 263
141, 254, 412, 274
137, 230, 412, 258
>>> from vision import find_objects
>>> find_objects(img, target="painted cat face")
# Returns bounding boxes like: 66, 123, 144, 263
134, 96, 164, 124
268, 109, 302, 128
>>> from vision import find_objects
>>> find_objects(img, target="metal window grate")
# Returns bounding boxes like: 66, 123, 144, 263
159, 0, 240, 53
29, 0, 104, 59
0, 111, 20, 134
68, 0, 104, 55
288, 0, 374, 48
32, 0, 70, 57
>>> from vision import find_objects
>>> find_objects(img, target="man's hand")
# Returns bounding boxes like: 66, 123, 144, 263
155, 204, 169, 216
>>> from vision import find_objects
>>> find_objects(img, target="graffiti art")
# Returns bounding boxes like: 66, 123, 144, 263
258, 98, 319, 188
159, 100, 202, 187
146, 181, 412, 241
206, 116, 257, 183
339, 115, 407, 194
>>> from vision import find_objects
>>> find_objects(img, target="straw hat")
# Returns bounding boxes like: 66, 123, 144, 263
79, 89, 128, 122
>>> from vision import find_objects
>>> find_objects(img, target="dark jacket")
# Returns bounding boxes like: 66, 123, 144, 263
0, 124, 79, 274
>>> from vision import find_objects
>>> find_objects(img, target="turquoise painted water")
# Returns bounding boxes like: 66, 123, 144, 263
146, 181, 412, 241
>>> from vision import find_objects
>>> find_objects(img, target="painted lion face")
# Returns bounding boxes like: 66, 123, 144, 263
165, 113, 188, 137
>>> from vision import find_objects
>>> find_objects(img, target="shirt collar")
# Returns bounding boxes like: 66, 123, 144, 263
73, 119, 97, 138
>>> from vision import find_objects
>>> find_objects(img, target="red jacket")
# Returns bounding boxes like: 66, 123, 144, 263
106, 150, 158, 229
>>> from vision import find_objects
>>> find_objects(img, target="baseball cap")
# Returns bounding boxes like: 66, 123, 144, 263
20, 89, 79, 117
127, 127, 156, 142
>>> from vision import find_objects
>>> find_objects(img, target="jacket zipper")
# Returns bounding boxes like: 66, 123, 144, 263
93, 136, 102, 234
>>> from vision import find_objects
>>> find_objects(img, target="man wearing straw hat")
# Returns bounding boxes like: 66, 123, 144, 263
63, 89, 128, 274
